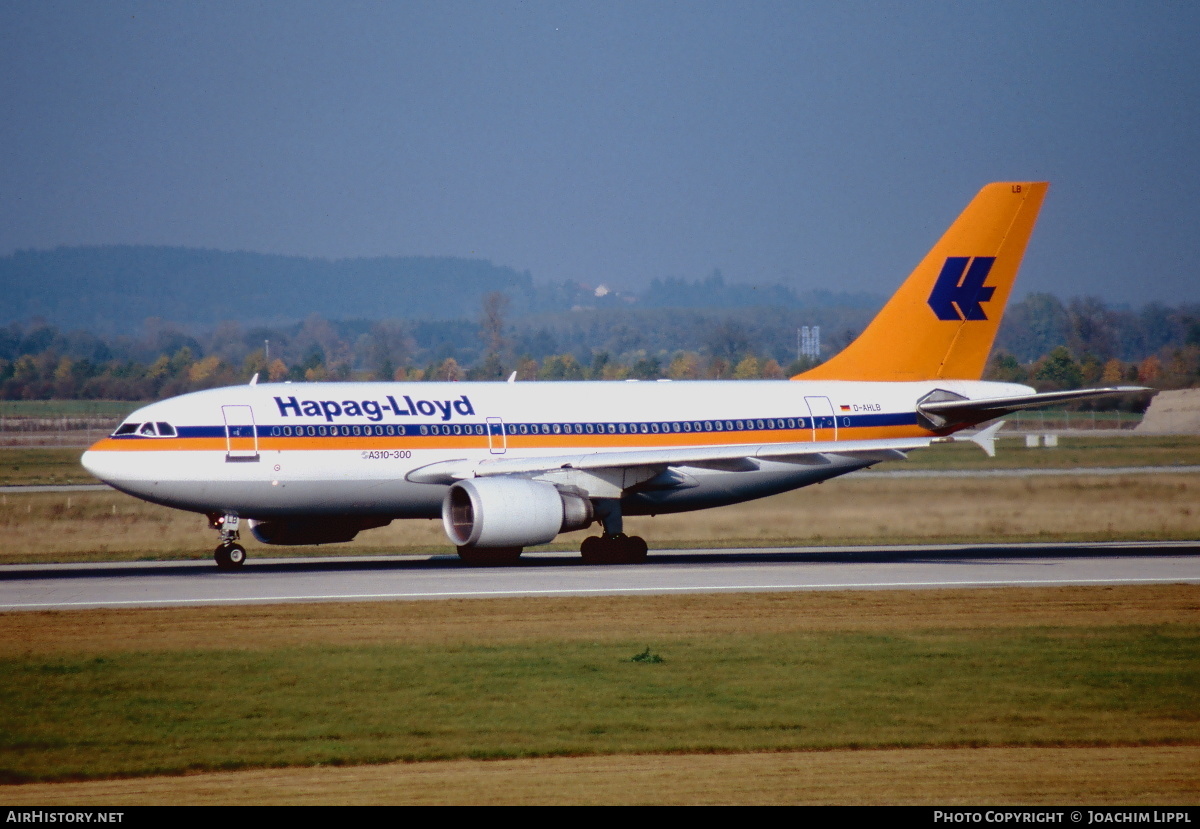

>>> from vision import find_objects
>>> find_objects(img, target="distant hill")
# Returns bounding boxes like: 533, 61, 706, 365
0, 246, 881, 335
640, 269, 879, 311
0, 246, 540, 333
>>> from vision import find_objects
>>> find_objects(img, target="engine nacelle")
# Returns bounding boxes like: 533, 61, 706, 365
248, 516, 392, 546
442, 478, 594, 548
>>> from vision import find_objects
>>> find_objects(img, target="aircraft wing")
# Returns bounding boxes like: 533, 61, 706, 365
918, 386, 1151, 428
405, 436, 934, 486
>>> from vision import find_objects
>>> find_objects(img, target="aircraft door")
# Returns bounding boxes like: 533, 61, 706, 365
804, 396, 837, 442
486, 417, 507, 455
222, 405, 260, 462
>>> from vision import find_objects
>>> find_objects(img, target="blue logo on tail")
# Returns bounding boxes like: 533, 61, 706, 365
927, 256, 996, 321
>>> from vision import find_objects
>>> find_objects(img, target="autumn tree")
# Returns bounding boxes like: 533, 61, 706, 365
476, 292, 511, 380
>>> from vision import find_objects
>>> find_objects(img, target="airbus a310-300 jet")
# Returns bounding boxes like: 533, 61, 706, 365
82, 182, 1145, 568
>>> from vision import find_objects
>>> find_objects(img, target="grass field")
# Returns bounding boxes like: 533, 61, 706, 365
2, 433, 1197, 803
2, 471, 1197, 564
875, 434, 1200, 470
7, 746, 1197, 806
0, 448, 99, 486
1, 586, 1196, 803
1, 435, 1199, 565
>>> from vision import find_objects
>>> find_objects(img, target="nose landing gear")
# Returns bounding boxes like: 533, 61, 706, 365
214, 542, 247, 569
208, 512, 247, 570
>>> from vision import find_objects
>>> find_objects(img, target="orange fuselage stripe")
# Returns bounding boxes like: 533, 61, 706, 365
87, 424, 929, 454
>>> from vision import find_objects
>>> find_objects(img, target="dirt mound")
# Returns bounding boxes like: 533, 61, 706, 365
1135, 389, 1200, 434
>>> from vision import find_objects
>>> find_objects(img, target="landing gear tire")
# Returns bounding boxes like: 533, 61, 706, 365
456, 546, 523, 566
580, 534, 648, 564
214, 543, 246, 570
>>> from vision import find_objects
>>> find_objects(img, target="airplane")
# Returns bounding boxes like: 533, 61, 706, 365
81, 182, 1147, 569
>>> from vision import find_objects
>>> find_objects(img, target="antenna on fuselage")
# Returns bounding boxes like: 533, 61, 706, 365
249, 373, 259, 386
507, 371, 517, 383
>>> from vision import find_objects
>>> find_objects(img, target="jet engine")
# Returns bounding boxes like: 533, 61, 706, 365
442, 478, 594, 548
248, 516, 392, 545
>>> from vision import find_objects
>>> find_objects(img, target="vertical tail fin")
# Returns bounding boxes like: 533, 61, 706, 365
795, 182, 1048, 382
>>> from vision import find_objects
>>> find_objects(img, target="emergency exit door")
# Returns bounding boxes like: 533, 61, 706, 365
486, 417, 507, 455
804, 396, 838, 441
222, 405, 260, 461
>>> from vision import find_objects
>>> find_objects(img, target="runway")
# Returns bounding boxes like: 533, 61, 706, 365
2, 541, 1197, 611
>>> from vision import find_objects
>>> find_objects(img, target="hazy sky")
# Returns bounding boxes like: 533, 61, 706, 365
2, 1, 1197, 305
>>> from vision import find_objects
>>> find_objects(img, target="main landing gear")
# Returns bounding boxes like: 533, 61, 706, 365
208, 512, 247, 570
580, 533, 648, 564
579, 499, 648, 564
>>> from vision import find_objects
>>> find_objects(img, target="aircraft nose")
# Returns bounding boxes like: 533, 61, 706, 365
81, 448, 120, 485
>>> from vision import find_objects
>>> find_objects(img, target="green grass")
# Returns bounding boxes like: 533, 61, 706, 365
1001, 410, 1143, 432
876, 434, 1200, 470
1, 625, 1195, 782
0, 449, 93, 486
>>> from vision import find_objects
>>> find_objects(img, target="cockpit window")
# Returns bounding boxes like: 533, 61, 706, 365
112, 421, 177, 437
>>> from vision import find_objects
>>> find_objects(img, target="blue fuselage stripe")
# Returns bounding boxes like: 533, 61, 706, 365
109, 411, 921, 441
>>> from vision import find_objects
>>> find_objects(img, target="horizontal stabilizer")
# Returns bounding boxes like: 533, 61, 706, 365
918, 386, 1151, 429
967, 420, 1006, 458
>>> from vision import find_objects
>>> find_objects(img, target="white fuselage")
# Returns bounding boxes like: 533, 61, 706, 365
82, 378, 1030, 522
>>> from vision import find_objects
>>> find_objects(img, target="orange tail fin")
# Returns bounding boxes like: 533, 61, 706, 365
795, 182, 1048, 382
